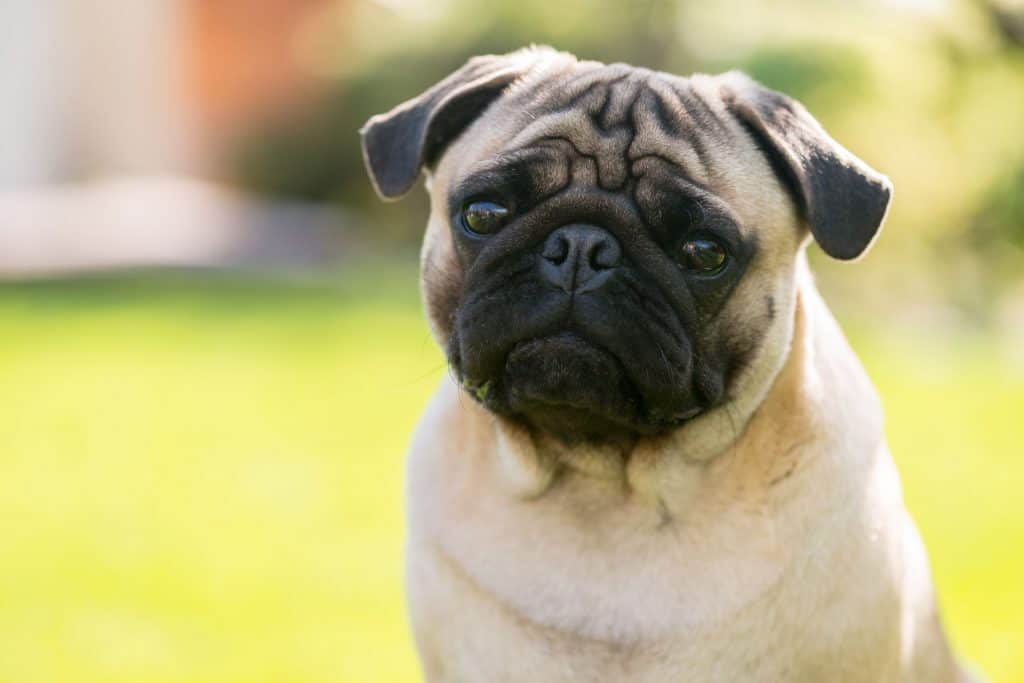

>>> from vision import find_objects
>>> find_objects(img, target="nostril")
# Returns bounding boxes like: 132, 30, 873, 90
588, 237, 622, 270
542, 233, 569, 264
539, 225, 621, 292
541, 224, 621, 278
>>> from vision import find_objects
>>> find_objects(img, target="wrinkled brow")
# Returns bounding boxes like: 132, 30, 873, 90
448, 143, 572, 208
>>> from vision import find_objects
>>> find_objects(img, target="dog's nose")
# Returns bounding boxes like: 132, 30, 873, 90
540, 225, 622, 293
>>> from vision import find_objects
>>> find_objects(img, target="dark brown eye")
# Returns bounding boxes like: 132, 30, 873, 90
680, 238, 728, 274
461, 200, 509, 236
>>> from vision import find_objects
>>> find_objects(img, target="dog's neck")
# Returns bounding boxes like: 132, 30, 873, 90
457, 253, 883, 515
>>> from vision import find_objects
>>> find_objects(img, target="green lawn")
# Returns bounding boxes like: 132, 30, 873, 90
0, 267, 1019, 682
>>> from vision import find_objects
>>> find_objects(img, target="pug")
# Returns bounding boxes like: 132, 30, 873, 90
360, 47, 977, 682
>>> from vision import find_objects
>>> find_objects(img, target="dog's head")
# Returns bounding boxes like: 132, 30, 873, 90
361, 48, 891, 443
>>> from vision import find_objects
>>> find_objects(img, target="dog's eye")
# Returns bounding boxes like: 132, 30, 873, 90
680, 238, 728, 274
460, 200, 509, 236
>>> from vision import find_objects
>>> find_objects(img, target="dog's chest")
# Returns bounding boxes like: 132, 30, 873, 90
416, 469, 790, 639
404, 415, 907, 681
407, 506, 902, 682
407, 539, 804, 682
406, 491, 900, 683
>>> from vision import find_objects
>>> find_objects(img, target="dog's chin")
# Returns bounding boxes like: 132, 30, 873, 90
485, 333, 654, 442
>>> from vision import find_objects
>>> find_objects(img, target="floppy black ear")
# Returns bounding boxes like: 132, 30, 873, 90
721, 72, 892, 260
360, 52, 544, 200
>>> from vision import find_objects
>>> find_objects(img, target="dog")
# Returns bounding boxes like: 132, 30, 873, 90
360, 47, 977, 682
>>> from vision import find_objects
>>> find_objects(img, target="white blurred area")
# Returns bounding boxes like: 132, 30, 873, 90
0, 178, 345, 277
1, 1, 192, 185
0, 0, 342, 276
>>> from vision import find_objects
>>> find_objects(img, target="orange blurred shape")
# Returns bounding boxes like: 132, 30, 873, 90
182, 0, 342, 138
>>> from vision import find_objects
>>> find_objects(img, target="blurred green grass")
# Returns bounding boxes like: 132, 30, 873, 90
0, 267, 1019, 682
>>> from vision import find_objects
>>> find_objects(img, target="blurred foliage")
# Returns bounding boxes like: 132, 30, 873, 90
974, 162, 1024, 249
735, 43, 871, 112
231, 0, 1024, 312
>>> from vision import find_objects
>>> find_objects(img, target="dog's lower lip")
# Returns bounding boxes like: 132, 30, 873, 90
509, 331, 589, 352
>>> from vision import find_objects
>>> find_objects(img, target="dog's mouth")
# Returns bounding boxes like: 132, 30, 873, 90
463, 332, 698, 442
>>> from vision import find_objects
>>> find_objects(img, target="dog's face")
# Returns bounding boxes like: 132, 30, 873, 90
362, 48, 891, 443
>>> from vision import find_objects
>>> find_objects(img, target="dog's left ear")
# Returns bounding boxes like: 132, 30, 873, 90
720, 72, 892, 260
361, 50, 552, 200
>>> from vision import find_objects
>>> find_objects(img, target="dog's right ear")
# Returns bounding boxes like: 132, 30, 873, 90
360, 50, 549, 200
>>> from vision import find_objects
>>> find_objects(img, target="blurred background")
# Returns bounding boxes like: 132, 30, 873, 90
1, 0, 1022, 680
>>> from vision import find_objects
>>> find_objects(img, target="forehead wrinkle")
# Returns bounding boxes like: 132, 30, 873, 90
505, 71, 731, 198
630, 156, 712, 197
538, 63, 633, 107
628, 82, 709, 187
452, 140, 573, 207
645, 78, 710, 164
673, 80, 730, 137
505, 73, 653, 192
463, 68, 760, 224
504, 63, 628, 128
506, 111, 631, 191
598, 76, 643, 131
